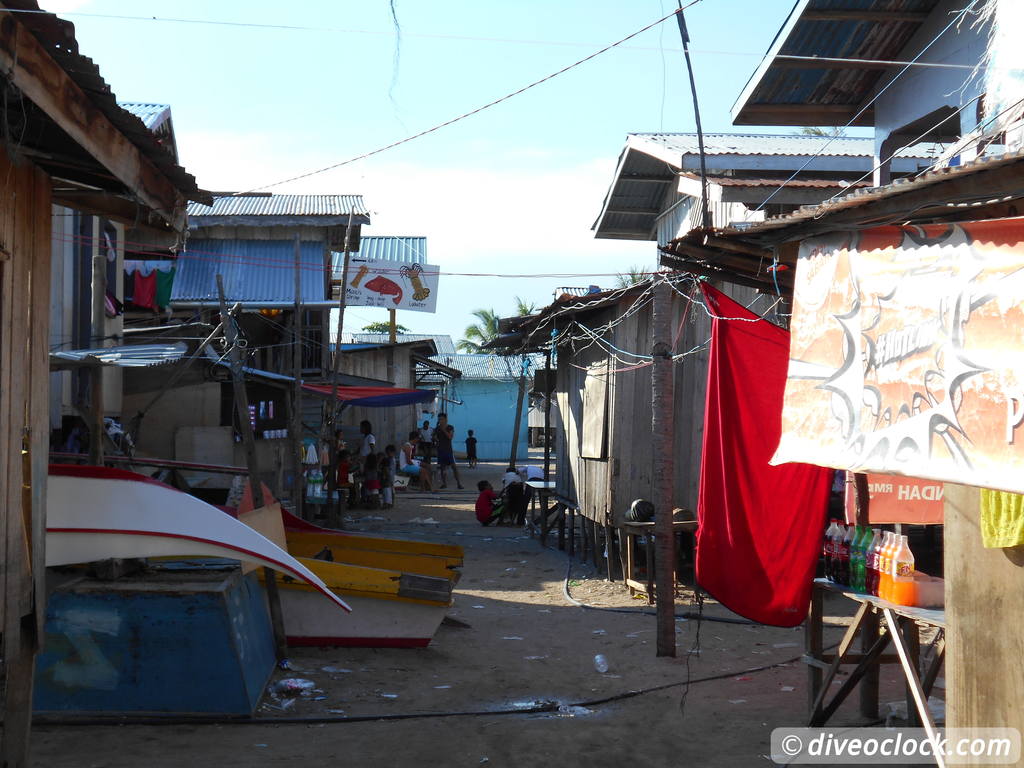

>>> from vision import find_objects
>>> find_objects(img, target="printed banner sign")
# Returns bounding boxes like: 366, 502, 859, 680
345, 259, 439, 313
773, 217, 1024, 494
843, 474, 945, 525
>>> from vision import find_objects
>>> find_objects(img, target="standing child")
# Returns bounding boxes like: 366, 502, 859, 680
362, 453, 381, 507
475, 480, 504, 526
465, 430, 478, 468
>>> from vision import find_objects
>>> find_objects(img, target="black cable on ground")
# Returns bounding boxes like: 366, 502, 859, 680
33, 648, 818, 728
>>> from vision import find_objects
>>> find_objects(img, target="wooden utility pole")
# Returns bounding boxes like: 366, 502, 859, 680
216, 275, 288, 662
508, 355, 527, 468
323, 214, 355, 525
291, 236, 305, 520
388, 308, 398, 343
651, 277, 677, 657
88, 246, 106, 464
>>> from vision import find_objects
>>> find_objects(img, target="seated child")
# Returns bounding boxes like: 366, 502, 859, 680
400, 431, 433, 492
475, 480, 504, 526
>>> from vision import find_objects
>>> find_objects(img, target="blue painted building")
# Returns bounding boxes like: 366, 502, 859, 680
433, 352, 538, 463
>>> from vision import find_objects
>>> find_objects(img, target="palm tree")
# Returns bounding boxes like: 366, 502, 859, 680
457, 308, 500, 353
514, 296, 536, 316
616, 265, 649, 288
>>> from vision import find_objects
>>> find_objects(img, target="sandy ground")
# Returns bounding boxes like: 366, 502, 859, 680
31, 458, 934, 768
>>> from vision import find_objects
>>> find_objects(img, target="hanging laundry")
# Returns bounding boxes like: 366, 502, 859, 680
303, 441, 319, 465
133, 269, 158, 311
980, 488, 1024, 548
155, 266, 176, 310
696, 284, 833, 627
104, 290, 123, 318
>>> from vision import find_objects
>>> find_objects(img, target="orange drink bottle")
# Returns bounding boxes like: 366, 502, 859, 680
879, 532, 894, 602
891, 534, 916, 606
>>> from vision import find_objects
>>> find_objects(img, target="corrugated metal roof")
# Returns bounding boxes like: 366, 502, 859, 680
348, 333, 455, 355
732, 0, 942, 126
593, 132, 938, 240
50, 342, 187, 369
188, 195, 370, 226
118, 102, 171, 131
635, 132, 937, 158
171, 239, 328, 306
3, 2, 207, 209
678, 172, 869, 189
712, 147, 1024, 241
332, 236, 426, 276
430, 353, 544, 380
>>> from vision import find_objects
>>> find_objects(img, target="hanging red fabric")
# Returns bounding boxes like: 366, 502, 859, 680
696, 284, 832, 627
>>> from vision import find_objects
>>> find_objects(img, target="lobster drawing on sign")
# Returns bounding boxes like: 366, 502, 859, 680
400, 263, 431, 301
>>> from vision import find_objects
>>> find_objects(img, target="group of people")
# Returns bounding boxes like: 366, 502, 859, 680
398, 413, 476, 492
474, 466, 536, 526
336, 420, 400, 509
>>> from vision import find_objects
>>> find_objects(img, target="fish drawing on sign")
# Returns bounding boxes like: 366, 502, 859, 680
365, 275, 403, 305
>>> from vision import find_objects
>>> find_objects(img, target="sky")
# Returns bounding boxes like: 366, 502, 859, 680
47, 0, 798, 344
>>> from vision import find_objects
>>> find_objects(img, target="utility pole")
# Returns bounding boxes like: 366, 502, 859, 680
323, 214, 355, 525
88, 245, 106, 464
217, 275, 288, 662
508, 355, 527, 468
291, 236, 305, 520
651, 277, 676, 657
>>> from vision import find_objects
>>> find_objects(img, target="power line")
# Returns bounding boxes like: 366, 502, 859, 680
228, 0, 705, 195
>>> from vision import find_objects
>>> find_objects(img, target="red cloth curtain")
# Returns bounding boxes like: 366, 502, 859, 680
696, 284, 832, 627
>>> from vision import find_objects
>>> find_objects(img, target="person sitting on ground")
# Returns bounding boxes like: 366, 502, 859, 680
465, 429, 478, 468
502, 466, 528, 526
400, 431, 434, 492
475, 480, 505, 526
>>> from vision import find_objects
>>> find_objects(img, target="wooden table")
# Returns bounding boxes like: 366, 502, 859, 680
620, 520, 698, 602
804, 579, 946, 764
525, 480, 559, 542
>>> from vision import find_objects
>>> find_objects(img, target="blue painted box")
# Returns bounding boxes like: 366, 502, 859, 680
35, 568, 275, 715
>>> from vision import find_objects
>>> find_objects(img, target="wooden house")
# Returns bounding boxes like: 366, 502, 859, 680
0, 2, 205, 762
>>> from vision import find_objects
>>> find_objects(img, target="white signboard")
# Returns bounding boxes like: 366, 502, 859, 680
345, 259, 439, 313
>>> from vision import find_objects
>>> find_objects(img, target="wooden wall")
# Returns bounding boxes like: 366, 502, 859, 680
554, 282, 760, 526
0, 144, 53, 765
944, 483, 1024, 759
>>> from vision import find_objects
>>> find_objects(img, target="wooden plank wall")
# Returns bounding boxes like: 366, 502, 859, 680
0, 143, 53, 765
944, 483, 1024, 759
555, 282, 761, 526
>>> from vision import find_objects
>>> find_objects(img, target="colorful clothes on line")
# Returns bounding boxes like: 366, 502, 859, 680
980, 488, 1024, 548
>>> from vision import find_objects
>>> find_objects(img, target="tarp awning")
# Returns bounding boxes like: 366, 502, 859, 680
302, 384, 435, 408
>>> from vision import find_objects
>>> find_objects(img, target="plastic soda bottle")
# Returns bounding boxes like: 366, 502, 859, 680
834, 524, 848, 586
891, 535, 916, 606
865, 529, 882, 596
848, 526, 863, 591
854, 526, 871, 592
823, 520, 838, 582
879, 532, 896, 602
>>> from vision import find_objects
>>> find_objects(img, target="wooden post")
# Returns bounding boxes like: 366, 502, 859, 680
651, 278, 676, 657
323, 214, 354, 526
853, 472, 880, 718
216, 276, 288, 662
291, 236, 305, 520
508, 356, 527, 467
88, 245, 106, 464
388, 308, 398, 344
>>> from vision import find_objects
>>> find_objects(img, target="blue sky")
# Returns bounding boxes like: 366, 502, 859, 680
51, 0, 797, 343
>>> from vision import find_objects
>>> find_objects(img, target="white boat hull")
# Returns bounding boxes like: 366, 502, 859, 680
279, 589, 448, 648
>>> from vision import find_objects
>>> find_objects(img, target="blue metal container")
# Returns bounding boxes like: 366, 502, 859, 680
35, 567, 275, 715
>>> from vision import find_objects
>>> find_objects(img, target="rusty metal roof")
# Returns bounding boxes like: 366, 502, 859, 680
2, 1, 207, 206
732, 0, 941, 126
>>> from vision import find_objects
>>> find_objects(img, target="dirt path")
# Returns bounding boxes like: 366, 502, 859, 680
32, 461, 913, 767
